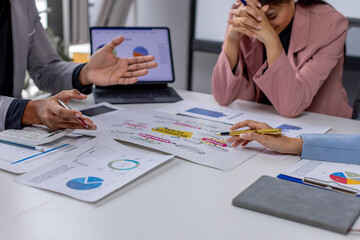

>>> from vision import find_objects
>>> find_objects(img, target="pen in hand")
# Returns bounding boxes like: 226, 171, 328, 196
216, 129, 282, 136
57, 99, 89, 129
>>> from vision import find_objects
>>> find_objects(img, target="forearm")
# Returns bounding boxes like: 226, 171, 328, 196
223, 37, 241, 70
264, 36, 283, 66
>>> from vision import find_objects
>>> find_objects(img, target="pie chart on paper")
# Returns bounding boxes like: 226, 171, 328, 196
66, 176, 104, 190
329, 172, 360, 185
133, 46, 149, 57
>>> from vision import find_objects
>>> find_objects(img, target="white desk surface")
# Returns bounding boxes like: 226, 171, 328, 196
1, 90, 360, 240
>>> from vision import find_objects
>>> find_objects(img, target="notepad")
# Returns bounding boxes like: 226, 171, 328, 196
232, 176, 360, 234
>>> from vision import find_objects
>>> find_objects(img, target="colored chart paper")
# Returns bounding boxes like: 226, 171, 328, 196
16, 135, 173, 202
281, 159, 360, 195
330, 172, 360, 185
76, 109, 265, 171
159, 100, 331, 138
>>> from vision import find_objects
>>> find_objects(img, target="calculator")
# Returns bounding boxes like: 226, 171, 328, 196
0, 125, 73, 146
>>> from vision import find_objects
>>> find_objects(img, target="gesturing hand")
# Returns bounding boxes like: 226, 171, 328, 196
226, 119, 303, 155
79, 36, 158, 86
22, 90, 97, 130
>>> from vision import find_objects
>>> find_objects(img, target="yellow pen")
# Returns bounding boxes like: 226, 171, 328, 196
216, 128, 282, 136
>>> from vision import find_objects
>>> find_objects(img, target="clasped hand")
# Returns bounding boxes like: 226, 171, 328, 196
227, 0, 276, 44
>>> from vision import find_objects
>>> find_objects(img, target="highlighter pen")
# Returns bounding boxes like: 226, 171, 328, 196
57, 100, 89, 128
216, 128, 282, 136
0, 139, 44, 152
240, 0, 247, 6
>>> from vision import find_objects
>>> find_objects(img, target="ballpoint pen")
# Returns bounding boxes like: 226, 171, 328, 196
216, 128, 282, 136
240, 0, 247, 6
57, 99, 89, 128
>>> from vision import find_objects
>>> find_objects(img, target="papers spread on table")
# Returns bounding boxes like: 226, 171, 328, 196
159, 100, 331, 138
279, 159, 360, 197
75, 108, 264, 171
16, 135, 174, 202
0, 135, 92, 174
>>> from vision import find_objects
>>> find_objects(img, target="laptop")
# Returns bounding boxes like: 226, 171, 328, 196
90, 27, 182, 104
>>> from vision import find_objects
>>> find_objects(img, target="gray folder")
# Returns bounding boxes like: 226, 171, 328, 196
232, 176, 360, 234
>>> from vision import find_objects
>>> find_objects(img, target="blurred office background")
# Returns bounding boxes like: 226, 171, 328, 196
33, 0, 360, 118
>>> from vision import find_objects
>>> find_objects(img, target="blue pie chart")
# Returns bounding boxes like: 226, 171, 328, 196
66, 176, 104, 190
133, 46, 149, 57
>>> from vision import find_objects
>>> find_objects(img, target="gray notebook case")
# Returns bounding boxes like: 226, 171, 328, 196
232, 176, 360, 234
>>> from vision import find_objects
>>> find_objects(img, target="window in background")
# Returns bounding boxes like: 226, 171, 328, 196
35, 0, 48, 29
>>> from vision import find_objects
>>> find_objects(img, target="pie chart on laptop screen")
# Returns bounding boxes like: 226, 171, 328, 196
133, 46, 149, 57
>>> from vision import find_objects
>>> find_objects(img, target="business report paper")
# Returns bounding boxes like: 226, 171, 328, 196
76, 109, 265, 171
16, 135, 174, 202
280, 159, 360, 195
0, 136, 92, 174
159, 100, 331, 138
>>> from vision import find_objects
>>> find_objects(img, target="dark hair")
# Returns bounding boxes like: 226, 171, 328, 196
259, 0, 327, 7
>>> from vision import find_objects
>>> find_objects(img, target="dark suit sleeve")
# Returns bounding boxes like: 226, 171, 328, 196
5, 99, 30, 129
72, 63, 93, 94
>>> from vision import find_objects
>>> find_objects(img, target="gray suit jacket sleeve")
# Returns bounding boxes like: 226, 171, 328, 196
0, 0, 82, 131
26, 0, 79, 93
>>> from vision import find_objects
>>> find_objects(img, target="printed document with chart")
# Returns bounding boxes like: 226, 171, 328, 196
16, 135, 174, 202
279, 159, 360, 196
0, 136, 92, 173
159, 100, 331, 138
75, 107, 265, 171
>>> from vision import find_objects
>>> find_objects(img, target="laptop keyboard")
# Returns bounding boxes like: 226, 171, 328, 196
96, 88, 174, 98
94, 87, 182, 104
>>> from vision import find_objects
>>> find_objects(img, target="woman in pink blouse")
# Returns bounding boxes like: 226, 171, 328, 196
212, 0, 352, 118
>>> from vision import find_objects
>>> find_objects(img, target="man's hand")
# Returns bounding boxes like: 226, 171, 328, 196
22, 90, 97, 130
79, 36, 158, 86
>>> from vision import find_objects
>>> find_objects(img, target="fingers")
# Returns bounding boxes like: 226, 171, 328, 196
236, 0, 262, 8
230, 119, 272, 130
229, 25, 256, 38
50, 121, 97, 130
227, 132, 272, 148
261, 4, 270, 13
45, 111, 97, 130
58, 89, 87, 102
127, 61, 158, 71
228, 17, 261, 31
231, 4, 262, 22
127, 55, 156, 64
123, 69, 148, 78
103, 36, 125, 52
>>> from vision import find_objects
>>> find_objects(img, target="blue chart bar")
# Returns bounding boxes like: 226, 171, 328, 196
185, 108, 227, 118
276, 124, 302, 132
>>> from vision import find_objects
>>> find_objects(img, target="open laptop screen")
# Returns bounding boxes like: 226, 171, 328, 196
90, 27, 174, 84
